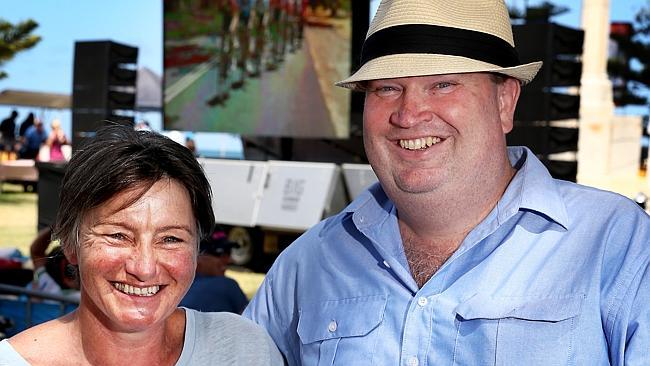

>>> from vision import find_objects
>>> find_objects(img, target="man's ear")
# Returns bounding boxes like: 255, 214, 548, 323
498, 77, 521, 134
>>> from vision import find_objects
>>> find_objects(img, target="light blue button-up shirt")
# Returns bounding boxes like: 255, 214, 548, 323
244, 147, 650, 366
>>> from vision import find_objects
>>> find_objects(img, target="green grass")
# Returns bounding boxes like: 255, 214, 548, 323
0, 183, 37, 256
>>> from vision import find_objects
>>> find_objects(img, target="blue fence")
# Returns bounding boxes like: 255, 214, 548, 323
0, 283, 78, 337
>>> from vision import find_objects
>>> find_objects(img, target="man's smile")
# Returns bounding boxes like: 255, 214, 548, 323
399, 136, 443, 150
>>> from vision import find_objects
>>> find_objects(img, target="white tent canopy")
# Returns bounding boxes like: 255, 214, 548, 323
0, 89, 70, 109
0, 67, 161, 111
135, 66, 162, 112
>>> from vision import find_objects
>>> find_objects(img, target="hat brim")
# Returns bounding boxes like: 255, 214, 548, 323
336, 54, 542, 91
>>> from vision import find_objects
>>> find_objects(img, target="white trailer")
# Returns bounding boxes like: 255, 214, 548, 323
199, 158, 377, 271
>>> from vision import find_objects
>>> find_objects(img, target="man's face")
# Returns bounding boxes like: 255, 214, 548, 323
363, 73, 520, 198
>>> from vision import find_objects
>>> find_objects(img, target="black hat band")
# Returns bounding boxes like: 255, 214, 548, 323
361, 24, 521, 68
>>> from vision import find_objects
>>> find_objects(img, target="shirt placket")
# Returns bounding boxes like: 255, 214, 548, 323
399, 290, 436, 366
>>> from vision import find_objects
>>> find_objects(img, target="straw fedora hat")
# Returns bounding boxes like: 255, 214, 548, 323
336, 0, 543, 90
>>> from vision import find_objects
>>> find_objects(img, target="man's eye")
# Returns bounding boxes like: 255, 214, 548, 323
370, 86, 401, 97
434, 82, 455, 90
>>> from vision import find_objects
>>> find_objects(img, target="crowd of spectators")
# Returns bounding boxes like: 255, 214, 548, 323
0, 110, 69, 162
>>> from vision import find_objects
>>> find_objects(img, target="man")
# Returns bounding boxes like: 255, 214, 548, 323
180, 229, 248, 313
244, 0, 650, 365
0, 110, 18, 153
19, 119, 46, 159
29, 227, 80, 299
18, 112, 35, 138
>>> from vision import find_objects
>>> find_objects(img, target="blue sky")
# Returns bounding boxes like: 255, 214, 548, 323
1, 0, 162, 92
515, 0, 647, 25
0, 0, 647, 148
0, 0, 163, 147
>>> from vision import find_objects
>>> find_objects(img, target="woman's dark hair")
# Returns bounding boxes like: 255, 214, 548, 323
53, 124, 215, 255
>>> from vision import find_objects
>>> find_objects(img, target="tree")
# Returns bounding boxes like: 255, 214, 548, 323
0, 18, 41, 80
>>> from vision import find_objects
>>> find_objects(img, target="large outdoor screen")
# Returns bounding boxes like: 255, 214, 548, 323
164, 0, 353, 138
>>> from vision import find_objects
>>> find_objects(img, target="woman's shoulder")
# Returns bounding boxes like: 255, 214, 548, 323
185, 309, 284, 364
191, 309, 267, 336
6, 315, 75, 364
0, 339, 30, 365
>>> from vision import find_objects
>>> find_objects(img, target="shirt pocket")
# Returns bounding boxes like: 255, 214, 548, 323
453, 295, 583, 366
297, 294, 387, 366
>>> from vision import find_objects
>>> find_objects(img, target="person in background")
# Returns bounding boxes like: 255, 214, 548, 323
0, 125, 283, 365
185, 136, 198, 156
15, 113, 35, 159
45, 119, 68, 161
29, 227, 79, 299
180, 228, 248, 314
134, 120, 152, 131
0, 110, 18, 155
19, 119, 46, 160
18, 113, 34, 140
244, 0, 650, 365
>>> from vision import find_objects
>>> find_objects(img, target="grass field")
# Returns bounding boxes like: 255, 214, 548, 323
0, 183, 37, 255
0, 183, 265, 299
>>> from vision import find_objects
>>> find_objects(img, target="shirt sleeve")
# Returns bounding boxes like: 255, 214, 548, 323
603, 209, 650, 365
243, 271, 299, 365
609, 260, 650, 365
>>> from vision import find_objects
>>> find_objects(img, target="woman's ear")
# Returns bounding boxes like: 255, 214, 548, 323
64, 245, 78, 266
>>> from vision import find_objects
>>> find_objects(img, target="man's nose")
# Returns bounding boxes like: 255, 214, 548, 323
125, 243, 157, 282
390, 89, 433, 128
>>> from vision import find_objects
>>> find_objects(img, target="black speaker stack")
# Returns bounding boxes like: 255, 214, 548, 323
71, 41, 138, 150
510, 23, 584, 181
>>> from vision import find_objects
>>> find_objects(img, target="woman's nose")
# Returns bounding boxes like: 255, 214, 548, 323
125, 244, 157, 282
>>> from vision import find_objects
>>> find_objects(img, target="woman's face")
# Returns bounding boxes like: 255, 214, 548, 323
70, 179, 198, 332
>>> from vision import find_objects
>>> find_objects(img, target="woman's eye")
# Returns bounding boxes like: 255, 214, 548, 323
162, 236, 182, 244
108, 233, 126, 240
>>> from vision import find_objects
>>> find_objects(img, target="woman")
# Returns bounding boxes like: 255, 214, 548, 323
0, 125, 283, 365
45, 118, 68, 161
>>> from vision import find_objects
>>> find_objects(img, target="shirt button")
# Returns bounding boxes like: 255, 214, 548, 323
328, 320, 337, 332
408, 356, 419, 366
417, 297, 428, 307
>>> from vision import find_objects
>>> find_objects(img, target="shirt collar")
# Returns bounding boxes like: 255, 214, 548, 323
500, 146, 570, 229
345, 182, 393, 229
347, 146, 570, 230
